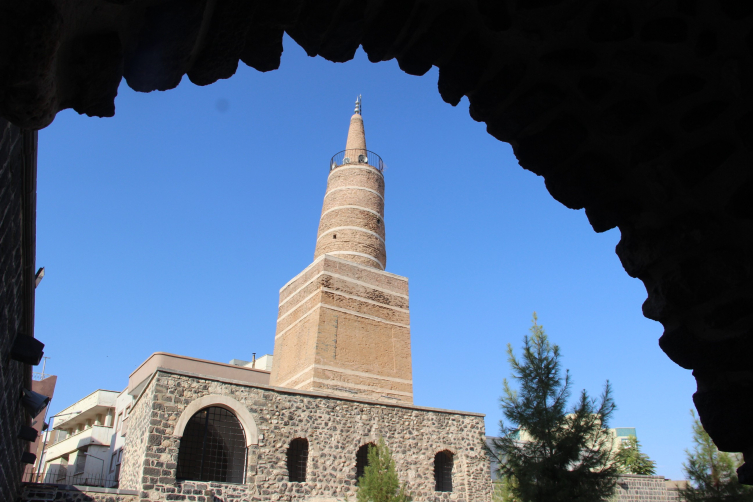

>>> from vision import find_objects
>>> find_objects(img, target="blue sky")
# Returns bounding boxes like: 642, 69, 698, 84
36, 35, 695, 480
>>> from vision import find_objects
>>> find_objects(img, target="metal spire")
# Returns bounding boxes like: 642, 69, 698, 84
354, 95, 362, 115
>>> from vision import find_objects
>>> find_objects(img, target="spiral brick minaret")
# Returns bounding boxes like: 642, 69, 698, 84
314, 97, 386, 270
269, 98, 413, 404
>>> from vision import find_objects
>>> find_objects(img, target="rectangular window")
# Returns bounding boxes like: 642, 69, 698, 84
73, 450, 87, 475
116, 413, 122, 431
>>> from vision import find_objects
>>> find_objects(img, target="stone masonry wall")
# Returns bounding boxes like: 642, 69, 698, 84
18, 483, 138, 502
0, 118, 34, 502
119, 376, 157, 492
122, 370, 491, 502
611, 475, 685, 502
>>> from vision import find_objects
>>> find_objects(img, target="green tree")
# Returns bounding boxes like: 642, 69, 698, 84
681, 411, 753, 502
614, 435, 656, 475
356, 437, 412, 502
488, 313, 619, 502
493, 475, 520, 502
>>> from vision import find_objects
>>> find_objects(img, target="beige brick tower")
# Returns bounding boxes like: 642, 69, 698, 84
269, 97, 413, 403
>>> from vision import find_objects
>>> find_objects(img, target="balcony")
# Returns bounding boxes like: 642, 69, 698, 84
53, 390, 118, 430
330, 149, 384, 172
45, 425, 113, 461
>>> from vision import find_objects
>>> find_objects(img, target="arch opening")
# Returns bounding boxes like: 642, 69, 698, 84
287, 438, 309, 483
434, 450, 453, 492
355, 442, 376, 485
176, 406, 247, 484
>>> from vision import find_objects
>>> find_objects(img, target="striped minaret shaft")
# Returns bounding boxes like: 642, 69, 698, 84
313, 99, 386, 270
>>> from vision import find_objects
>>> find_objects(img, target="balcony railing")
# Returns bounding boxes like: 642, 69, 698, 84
23, 470, 118, 488
330, 149, 384, 172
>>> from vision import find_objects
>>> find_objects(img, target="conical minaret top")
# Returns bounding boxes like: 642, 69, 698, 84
314, 98, 386, 270
345, 95, 366, 153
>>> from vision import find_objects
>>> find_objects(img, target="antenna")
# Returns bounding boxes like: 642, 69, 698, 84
41, 356, 50, 378
354, 95, 362, 115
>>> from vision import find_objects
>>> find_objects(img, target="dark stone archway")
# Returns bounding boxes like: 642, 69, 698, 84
2, 0, 753, 485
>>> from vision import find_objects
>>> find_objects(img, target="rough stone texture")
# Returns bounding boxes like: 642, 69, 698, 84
120, 370, 490, 501
270, 255, 412, 404
2, 0, 753, 477
611, 475, 685, 502
118, 374, 156, 495
18, 483, 138, 502
0, 118, 36, 502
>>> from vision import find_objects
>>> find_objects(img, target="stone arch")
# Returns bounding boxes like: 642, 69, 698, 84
173, 394, 258, 447
2, 0, 753, 480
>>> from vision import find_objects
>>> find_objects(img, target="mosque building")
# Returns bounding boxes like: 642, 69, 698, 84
111, 99, 492, 501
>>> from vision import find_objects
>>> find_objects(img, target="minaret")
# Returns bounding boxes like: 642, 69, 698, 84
269, 98, 413, 404
314, 96, 386, 270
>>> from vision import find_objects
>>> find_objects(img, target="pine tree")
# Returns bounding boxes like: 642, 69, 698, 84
493, 475, 520, 502
488, 313, 619, 502
681, 411, 753, 502
614, 435, 656, 475
356, 438, 412, 502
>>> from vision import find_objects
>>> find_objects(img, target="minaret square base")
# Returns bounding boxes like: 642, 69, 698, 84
270, 254, 413, 404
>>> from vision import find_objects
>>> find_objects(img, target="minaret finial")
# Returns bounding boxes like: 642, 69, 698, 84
354, 95, 362, 115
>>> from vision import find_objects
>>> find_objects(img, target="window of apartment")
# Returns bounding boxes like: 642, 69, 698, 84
287, 438, 309, 482
55, 455, 69, 482
115, 413, 122, 431
434, 450, 453, 492
355, 443, 375, 485
176, 406, 247, 483
73, 449, 87, 475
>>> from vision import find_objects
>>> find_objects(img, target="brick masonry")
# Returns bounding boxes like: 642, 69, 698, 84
0, 118, 36, 502
120, 370, 491, 501
314, 112, 385, 271
270, 255, 413, 404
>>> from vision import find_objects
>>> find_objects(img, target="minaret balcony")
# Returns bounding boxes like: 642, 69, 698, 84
330, 149, 384, 173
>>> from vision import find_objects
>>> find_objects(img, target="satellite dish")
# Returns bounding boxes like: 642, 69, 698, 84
358, 154, 366, 163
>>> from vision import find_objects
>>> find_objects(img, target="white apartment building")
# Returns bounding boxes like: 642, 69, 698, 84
42, 390, 118, 486
102, 388, 135, 487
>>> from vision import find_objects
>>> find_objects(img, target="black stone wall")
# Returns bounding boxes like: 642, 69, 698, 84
0, 118, 37, 502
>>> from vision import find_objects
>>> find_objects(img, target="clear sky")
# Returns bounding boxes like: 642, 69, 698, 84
36, 35, 695, 480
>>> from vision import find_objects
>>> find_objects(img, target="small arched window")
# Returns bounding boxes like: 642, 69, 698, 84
355, 443, 375, 484
434, 450, 453, 492
287, 438, 309, 482
176, 406, 247, 483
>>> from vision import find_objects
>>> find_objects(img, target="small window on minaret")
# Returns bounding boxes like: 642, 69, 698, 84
333, 234, 337, 239
376, 219, 381, 225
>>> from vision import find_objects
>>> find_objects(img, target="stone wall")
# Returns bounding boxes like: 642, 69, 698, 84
0, 119, 36, 502
18, 482, 138, 502
612, 475, 685, 502
121, 370, 491, 501
119, 374, 157, 493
